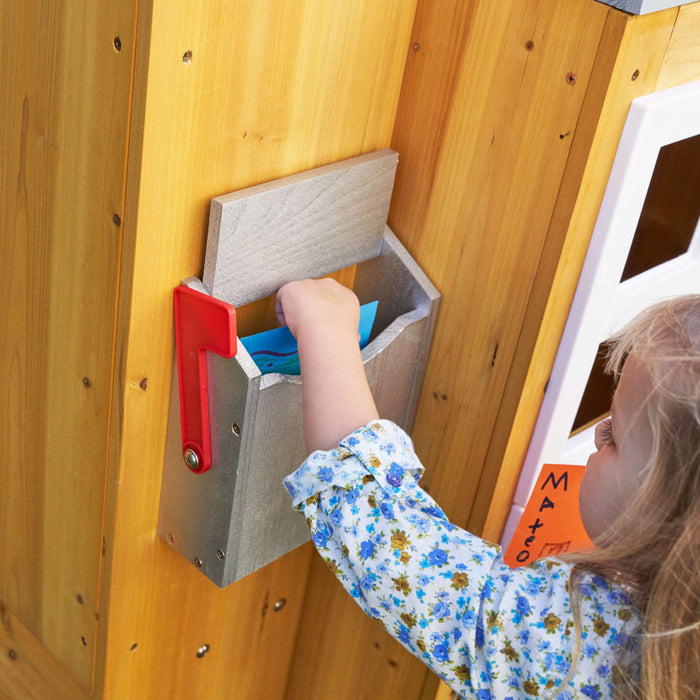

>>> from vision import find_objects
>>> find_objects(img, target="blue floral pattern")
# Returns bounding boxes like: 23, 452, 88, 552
284, 421, 641, 698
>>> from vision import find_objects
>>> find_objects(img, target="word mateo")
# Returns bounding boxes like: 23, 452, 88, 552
504, 464, 592, 568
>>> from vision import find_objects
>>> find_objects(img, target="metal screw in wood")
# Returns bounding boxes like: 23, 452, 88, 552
184, 449, 199, 470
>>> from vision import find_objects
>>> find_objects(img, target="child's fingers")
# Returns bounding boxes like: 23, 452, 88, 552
274, 294, 287, 328
276, 278, 360, 339
275, 280, 309, 336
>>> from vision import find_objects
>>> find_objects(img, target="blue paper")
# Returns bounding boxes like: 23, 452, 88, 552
241, 301, 379, 376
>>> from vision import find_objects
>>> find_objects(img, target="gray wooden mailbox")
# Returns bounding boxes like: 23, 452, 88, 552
158, 150, 440, 587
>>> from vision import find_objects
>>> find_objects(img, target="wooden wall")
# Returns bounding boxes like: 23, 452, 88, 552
1, 0, 698, 698
1, 1, 136, 695
288, 1, 611, 695
98, 2, 420, 699
287, 1, 700, 697
482, 1, 700, 543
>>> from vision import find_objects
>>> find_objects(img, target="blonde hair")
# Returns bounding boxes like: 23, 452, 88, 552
566, 295, 700, 699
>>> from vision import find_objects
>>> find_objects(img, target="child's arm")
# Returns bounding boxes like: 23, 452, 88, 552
275, 278, 379, 453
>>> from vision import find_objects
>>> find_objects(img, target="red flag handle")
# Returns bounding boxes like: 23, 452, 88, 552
174, 285, 237, 474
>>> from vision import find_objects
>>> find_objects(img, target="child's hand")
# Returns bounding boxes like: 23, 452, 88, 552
275, 278, 361, 343
275, 278, 378, 453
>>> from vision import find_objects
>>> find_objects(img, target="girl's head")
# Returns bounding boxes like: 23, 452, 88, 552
574, 294, 700, 699
579, 294, 700, 573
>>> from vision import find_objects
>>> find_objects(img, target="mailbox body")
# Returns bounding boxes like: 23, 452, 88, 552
158, 151, 440, 586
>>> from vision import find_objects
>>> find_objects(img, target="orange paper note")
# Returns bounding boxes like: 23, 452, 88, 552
504, 464, 593, 568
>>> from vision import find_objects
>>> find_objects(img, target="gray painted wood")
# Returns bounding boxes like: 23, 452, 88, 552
595, 0, 686, 14
159, 153, 442, 586
203, 149, 399, 307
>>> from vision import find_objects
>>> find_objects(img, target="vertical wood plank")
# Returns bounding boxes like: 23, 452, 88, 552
97, 1, 418, 698
655, 2, 700, 90
0, 0, 136, 691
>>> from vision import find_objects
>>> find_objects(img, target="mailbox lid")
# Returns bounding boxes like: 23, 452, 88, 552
203, 150, 398, 307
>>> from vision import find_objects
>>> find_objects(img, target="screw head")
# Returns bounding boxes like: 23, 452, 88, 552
565, 72, 577, 85
273, 598, 286, 612
183, 449, 199, 470
194, 557, 203, 568
216, 549, 225, 560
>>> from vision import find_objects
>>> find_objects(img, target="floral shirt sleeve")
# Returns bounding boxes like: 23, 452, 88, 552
284, 420, 640, 699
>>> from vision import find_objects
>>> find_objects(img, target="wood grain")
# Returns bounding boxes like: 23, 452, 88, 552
656, 2, 700, 90
389, 0, 610, 528
290, 1, 611, 696
4, 0, 698, 697
0, 604, 88, 700
0, 0, 136, 691
480, 7, 680, 543
416, 6, 687, 697
97, 1, 419, 698
204, 150, 397, 307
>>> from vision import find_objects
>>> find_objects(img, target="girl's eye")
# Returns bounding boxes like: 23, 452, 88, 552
599, 419, 616, 448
